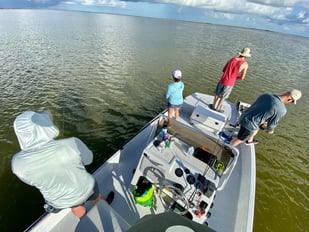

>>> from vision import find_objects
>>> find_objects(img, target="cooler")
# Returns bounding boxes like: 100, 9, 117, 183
190, 104, 227, 134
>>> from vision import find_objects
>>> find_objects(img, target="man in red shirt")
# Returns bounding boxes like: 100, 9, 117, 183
211, 48, 251, 112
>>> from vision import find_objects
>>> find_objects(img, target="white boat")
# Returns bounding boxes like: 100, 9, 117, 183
25, 92, 256, 232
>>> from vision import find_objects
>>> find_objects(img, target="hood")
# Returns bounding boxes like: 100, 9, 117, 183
14, 111, 59, 151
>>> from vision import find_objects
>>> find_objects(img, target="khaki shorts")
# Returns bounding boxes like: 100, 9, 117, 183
214, 83, 233, 99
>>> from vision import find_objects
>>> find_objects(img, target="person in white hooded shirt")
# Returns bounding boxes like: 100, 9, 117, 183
11, 111, 114, 218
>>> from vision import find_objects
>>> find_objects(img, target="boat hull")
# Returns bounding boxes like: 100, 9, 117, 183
26, 93, 255, 232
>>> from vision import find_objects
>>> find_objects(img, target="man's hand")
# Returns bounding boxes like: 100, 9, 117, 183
259, 122, 268, 130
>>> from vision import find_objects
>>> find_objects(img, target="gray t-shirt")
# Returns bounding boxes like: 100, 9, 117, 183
240, 93, 287, 132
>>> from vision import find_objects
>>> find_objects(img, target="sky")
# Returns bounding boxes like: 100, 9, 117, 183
1, 0, 308, 37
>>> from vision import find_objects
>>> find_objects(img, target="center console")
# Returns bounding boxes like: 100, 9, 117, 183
130, 135, 220, 224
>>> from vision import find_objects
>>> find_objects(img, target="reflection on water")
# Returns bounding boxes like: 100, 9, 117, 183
0, 9, 308, 231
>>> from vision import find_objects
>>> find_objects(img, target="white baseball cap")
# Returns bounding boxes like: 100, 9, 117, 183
172, 70, 182, 79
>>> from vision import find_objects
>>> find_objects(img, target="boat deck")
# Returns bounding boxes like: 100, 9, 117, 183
27, 93, 255, 232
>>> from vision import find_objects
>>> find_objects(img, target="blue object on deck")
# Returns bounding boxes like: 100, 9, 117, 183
219, 132, 234, 143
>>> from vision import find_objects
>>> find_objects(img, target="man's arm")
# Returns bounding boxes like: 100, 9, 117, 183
237, 62, 248, 80
73, 137, 93, 165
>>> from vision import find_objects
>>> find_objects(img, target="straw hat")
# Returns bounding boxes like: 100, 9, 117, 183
288, 89, 302, 104
238, 48, 251, 57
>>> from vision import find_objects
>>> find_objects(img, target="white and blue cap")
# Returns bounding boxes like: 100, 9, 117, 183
172, 70, 182, 79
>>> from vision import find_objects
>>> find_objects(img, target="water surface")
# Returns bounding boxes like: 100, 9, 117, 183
0, 9, 308, 231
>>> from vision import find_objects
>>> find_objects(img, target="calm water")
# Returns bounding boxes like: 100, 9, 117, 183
0, 9, 308, 232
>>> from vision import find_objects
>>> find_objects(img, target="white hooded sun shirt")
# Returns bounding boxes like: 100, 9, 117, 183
11, 111, 95, 209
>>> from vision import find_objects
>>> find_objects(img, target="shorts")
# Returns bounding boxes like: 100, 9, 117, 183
214, 83, 233, 99
87, 180, 100, 201
168, 102, 182, 109
237, 126, 252, 141
71, 180, 100, 208
45, 180, 101, 212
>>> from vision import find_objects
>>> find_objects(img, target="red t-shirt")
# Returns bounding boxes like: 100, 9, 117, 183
219, 57, 245, 86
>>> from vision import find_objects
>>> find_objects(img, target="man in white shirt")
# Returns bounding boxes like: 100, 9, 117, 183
11, 111, 114, 218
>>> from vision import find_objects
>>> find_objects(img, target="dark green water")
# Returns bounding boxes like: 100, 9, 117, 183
0, 9, 308, 232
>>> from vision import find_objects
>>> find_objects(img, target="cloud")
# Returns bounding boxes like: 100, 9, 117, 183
79, 0, 127, 8
248, 0, 309, 8
117, 0, 308, 27
157, 0, 309, 27
248, 0, 293, 7
0, 0, 308, 36
0, 0, 64, 7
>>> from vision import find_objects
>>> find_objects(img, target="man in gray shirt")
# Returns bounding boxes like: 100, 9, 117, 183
230, 89, 302, 147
